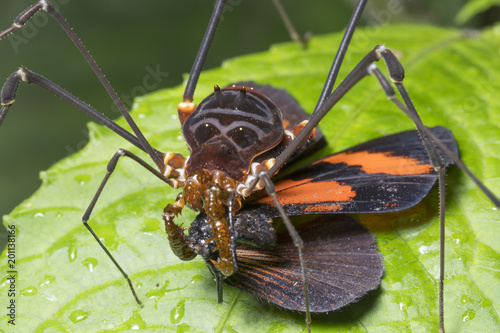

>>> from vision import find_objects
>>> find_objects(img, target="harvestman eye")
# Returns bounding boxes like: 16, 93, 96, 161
227, 127, 259, 148
194, 123, 221, 143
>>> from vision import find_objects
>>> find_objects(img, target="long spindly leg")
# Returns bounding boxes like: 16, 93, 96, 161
1, 67, 191, 185
0, 67, 177, 186
82, 149, 172, 305
1, 68, 142, 152
365, 60, 499, 332
367, 49, 499, 206
0, 0, 164, 170
258, 170, 312, 332
271, 0, 368, 107
365, 55, 449, 333
250, 45, 388, 190
271, 0, 309, 48
368, 58, 500, 206
314, 0, 368, 111
251, 44, 500, 333
257, 44, 500, 206
180, 0, 225, 108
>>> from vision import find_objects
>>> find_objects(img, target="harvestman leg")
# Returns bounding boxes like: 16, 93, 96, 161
254, 43, 500, 332
0, 67, 184, 304
271, 0, 310, 47
1, 68, 143, 151
82, 149, 173, 305
367, 61, 500, 331
314, 0, 368, 110
252, 45, 428, 331
0, 0, 227, 306
0, 0, 165, 171
246, 2, 370, 329
256, 45, 500, 213
0, 0, 186, 305
180, 0, 225, 105
366, 58, 449, 331
370, 62, 500, 206
0, 58, 192, 308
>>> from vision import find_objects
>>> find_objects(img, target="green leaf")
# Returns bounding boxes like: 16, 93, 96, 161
1, 25, 499, 332
456, 0, 500, 24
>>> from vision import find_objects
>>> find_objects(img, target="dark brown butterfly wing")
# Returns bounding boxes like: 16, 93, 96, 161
226, 215, 384, 312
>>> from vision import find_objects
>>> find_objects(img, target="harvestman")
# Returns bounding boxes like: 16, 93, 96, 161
1, 1, 498, 332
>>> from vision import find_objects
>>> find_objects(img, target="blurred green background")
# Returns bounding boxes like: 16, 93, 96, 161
0, 0, 496, 241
